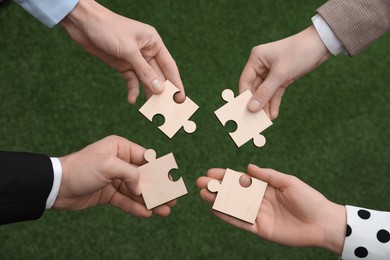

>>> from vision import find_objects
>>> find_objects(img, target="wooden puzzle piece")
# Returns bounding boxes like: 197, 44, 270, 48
138, 149, 188, 210
214, 89, 272, 147
139, 80, 199, 138
207, 168, 267, 224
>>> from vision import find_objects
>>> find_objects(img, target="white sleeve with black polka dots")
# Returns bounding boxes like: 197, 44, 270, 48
341, 205, 390, 259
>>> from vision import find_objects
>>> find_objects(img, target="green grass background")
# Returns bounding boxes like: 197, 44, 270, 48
0, 0, 389, 259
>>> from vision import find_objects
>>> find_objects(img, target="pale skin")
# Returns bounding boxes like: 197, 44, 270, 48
60, 0, 185, 104
239, 25, 331, 119
53, 135, 176, 218
196, 164, 347, 254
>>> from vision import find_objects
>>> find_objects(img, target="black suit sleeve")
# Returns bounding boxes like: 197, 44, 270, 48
0, 151, 54, 224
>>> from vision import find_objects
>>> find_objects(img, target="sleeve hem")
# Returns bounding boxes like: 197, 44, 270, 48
14, 0, 79, 28
46, 157, 62, 209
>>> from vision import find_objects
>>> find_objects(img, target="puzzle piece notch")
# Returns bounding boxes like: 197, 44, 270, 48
138, 149, 188, 209
214, 89, 272, 148
139, 80, 199, 138
207, 168, 268, 224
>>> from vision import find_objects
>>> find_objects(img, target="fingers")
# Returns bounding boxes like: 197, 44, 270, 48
155, 45, 185, 103
123, 71, 140, 104
150, 199, 178, 217
211, 210, 255, 234
239, 53, 280, 115
247, 164, 292, 189
269, 87, 286, 120
102, 135, 146, 166
197, 169, 257, 235
238, 62, 258, 94
115, 181, 175, 217
206, 168, 226, 179
248, 73, 281, 113
197, 169, 225, 205
149, 58, 166, 82
199, 185, 256, 234
128, 50, 165, 95
109, 190, 152, 218
196, 168, 225, 189
105, 157, 141, 195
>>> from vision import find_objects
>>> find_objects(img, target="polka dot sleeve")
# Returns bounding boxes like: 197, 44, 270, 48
341, 205, 390, 259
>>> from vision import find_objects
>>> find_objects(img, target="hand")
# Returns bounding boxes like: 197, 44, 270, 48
60, 0, 185, 104
53, 135, 175, 217
197, 164, 346, 254
239, 26, 331, 119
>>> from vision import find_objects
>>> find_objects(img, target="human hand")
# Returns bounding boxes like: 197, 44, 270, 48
239, 26, 331, 119
53, 135, 175, 217
60, 0, 185, 104
197, 165, 346, 254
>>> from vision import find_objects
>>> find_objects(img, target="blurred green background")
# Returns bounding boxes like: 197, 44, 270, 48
0, 0, 389, 259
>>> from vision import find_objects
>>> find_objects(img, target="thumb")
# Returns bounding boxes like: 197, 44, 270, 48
128, 50, 165, 95
247, 73, 281, 112
106, 157, 141, 195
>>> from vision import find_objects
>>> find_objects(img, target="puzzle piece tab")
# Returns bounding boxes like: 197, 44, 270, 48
207, 168, 267, 224
138, 149, 188, 210
214, 89, 272, 147
139, 80, 199, 138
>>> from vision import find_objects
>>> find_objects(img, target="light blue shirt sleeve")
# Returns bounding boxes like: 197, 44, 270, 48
14, 0, 79, 28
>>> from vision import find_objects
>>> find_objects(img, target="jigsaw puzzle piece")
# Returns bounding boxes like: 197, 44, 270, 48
138, 149, 188, 209
207, 168, 267, 224
139, 80, 199, 138
214, 89, 272, 148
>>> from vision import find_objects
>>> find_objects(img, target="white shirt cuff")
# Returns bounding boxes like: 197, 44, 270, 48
311, 14, 347, 56
14, 0, 79, 28
46, 157, 62, 209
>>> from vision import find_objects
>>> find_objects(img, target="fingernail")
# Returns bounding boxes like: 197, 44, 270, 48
152, 79, 163, 92
248, 99, 261, 111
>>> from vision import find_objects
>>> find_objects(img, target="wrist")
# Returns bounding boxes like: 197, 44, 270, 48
306, 25, 331, 63
60, 0, 100, 29
321, 202, 347, 254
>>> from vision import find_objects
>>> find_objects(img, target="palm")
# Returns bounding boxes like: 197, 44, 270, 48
253, 184, 327, 248
60, 1, 185, 104
197, 166, 332, 248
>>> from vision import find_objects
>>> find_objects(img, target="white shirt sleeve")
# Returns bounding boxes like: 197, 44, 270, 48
45, 157, 62, 209
14, 0, 79, 28
311, 14, 347, 56
341, 205, 390, 259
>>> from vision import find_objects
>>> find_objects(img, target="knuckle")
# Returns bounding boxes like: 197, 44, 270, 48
250, 45, 263, 56
147, 25, 158, 34
145, 25, 161, 40
288, 175, 301, 184
140, 65, 156, 80
101, 155, 116, 172
105, 135, 120, 141
254, 86, 273, 101
160, 59, 177, 72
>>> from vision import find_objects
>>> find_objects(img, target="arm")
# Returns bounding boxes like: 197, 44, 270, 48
239, 25, 330, 119
197, 165, 346, 254
240, 0, 389, 117
1, 135, 175, 225
342, 205, 390, 259
0, 151, 53, 224
13, 0, 78, 28
53, 135, 176, 217
14, 0, 185, 104
317, 0, 390, 56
